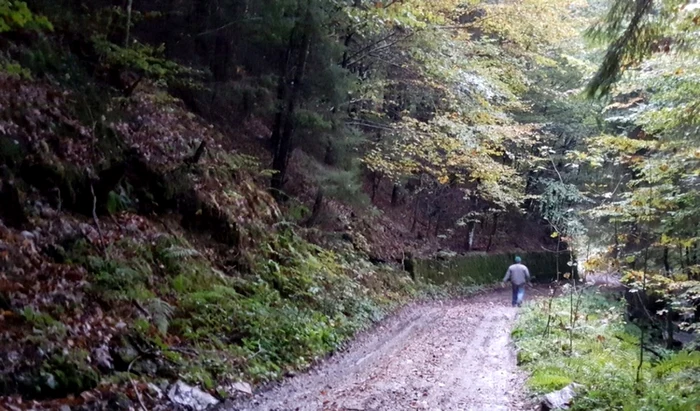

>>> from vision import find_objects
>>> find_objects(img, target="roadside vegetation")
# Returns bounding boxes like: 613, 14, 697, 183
514, 289, 700, 410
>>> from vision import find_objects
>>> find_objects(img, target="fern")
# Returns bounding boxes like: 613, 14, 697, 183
147, 298, 174, 335
162, 245, 201, 260
529, 370, 572, 392
653, 351, 700, 378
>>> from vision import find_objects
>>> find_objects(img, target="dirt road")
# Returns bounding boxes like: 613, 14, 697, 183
225, 287, 537, 411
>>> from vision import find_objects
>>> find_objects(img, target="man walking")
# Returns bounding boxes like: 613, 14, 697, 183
503, 256, 530, 307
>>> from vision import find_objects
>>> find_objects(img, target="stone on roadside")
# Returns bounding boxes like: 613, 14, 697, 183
228, 381, 253, 396
540, 383, 583, 410
167, 380, 220, 411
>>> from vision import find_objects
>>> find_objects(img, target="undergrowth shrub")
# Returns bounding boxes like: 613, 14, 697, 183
513, 290, 700, 410
56, 225, 485, 390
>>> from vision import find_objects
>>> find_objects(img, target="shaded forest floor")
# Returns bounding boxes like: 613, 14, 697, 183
223, 287, 546, 411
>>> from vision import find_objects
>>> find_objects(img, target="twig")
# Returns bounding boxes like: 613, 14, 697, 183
134, 300, 151, 318
247, 342, 265, 361
542, 287, 555, 338
128, 357, 148, 411
90, 184, 107, 258
196, 17, 263, 36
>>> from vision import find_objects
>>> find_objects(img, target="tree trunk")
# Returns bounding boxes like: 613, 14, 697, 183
125, 0, 133, 47
679, 241, 685, 269
466, 221, 476, 251
486, 213, 498, 252
411, 198, 420, 232
391, 184, 400, 207
371, 172, 381, 202
323, 139, 334, 165
270, 35, 294, 153
665, 304, 674, 349
306, 188, 324, 227
270, 6, 312, 199
341, 31, 354, 69
556, 236, 561, 280
613, 221, 619, 262
663, 246, 670, 275
212, 34, 230, 81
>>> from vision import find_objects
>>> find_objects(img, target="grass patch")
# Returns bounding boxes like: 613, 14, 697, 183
513, 289, 700, 410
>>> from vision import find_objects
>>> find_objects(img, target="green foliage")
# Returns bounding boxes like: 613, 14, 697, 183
585, 0, 677, 98
0, 1, 52, 33
528, 370, 572, 392
92, 36, 201, 87
0, 61, 32, 78
88, 231, 423, 385
515, 290, 700, 410
87, 254, 154, 302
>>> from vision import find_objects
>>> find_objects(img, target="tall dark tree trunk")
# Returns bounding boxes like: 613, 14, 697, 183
270, 5, 312, 199
665, 304, 674, 349
486, 212, 498, 252
341, 31, 354, 69
391, 184, 400, 207
270, 34, 295, 153
323, 139, 334, 165
306, 188, 324, 227
411, 198, 420, 232
663, 246, 670, 275
371, 172, 381, 202
125, 0, 134, 47
212, 34, 230, 81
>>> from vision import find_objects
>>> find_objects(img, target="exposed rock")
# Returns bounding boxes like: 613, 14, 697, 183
540, 383, 584, 410
147, 382, 165, 399
111, 338, 139, 370
92, 344, 113, 371
227, 381, 252, 396
167, 381, 219, 411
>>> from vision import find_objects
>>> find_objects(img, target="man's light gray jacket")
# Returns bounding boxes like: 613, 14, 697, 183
503, 263, 530, 286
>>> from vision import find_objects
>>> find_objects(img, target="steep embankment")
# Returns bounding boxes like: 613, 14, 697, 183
0, 74, 428, 409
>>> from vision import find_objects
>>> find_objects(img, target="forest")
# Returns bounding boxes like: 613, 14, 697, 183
0, 0, 698, 410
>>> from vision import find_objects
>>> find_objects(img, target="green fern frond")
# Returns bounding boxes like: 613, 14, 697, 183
147, 298, 174, 334
653, 351, 700, 378
163, 245, 201, 260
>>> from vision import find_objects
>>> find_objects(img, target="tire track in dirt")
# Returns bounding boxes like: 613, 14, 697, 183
225, 287, 535, 411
